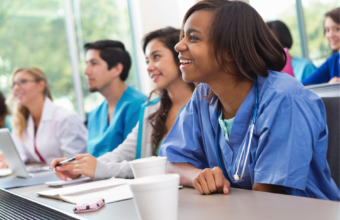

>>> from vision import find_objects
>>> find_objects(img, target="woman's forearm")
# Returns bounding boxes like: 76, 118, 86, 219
166, 162, 202, 187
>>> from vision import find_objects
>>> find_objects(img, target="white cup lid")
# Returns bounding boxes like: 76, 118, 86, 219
129, 174, 180, 191
130, 157, 167, 169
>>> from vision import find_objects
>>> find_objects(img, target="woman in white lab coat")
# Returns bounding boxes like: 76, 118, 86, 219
5, 67, 87, 165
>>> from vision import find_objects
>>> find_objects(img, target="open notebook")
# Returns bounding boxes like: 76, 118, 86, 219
37, 177, 133, 204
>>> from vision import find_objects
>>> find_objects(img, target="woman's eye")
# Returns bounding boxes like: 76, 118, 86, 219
190, 35, 198, 41
154, 55, 160, 59
20, 79, 27, 84
325, 28, 330, 33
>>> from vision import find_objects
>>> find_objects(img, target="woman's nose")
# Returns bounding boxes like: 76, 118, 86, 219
12, 84, 21, 93
175, 39, 187, 53
147, 61, 155, 73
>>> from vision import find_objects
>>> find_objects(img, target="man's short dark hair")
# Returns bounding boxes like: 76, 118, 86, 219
84, 40, 131, 81
266, 20, 293, 49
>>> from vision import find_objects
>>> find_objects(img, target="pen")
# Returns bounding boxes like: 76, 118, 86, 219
55, 156, 76, 167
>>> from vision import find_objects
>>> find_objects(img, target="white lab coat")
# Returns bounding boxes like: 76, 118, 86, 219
11, 97, 87, 165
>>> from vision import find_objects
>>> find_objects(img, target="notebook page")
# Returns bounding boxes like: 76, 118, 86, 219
45, 177, 93, 187
61, 183, 133, 204
37, 177, 127, 199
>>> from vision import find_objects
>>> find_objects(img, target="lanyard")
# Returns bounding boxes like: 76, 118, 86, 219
215, 79, 258, 182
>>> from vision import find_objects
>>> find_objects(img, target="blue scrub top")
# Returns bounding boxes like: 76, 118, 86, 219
160, 71, 340, 201
302, 52, 340, 85
87, 86, 147, 157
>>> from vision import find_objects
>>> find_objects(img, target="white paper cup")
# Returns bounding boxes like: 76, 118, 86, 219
129, 174, 180, 220
129, 157, 167, 178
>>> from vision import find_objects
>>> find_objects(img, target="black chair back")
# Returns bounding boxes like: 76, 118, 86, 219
322, 97, 340, 189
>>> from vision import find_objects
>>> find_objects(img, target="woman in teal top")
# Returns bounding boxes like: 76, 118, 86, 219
52, 27, 195, 180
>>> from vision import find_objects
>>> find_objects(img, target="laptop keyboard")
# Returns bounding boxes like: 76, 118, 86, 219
27, 166, 51, 174
0, 189, 79, 220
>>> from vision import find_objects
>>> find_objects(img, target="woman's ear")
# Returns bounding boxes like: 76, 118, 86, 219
37, 80, 46, 94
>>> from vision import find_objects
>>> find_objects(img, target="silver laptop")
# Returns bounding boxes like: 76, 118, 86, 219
0, 128, 54, 178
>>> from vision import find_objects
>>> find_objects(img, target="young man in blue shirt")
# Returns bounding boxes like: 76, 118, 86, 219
84, 40, 147, 157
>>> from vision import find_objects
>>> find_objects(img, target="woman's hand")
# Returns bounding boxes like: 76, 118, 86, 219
52, 154, 98, 180
51, 157, 80, 180
193, 167, 230, 195
329, 76, 340, 84
72, 154, 97, 179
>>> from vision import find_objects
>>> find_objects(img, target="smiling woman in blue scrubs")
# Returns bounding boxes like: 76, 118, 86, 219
159, 0, 340, 201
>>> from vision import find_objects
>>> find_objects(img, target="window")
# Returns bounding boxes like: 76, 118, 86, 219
74, 0, 139, 113
0, 0, 75, 111
0, 0, 138, 115
250, 0, 340, 67
302, 0, 340, 66
250, 0, 301, 57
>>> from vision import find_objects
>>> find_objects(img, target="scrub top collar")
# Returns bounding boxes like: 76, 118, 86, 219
209, 84, 257, 150
102, 86, 131, 128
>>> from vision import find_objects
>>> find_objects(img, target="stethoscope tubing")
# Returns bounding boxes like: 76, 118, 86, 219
216, 79, 258, 182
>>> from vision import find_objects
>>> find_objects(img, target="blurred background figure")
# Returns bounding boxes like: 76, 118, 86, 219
0, 91, 11, 131
267, 20, 316, 82
5, 67, 87, 166
0, 91, 11, 167
302, 7, 340, 85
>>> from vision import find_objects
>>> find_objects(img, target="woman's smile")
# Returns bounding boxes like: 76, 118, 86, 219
150, 73, 162, 82
179, 58, 194, 69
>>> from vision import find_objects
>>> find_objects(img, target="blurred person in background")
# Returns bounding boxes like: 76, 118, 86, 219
0, 91, 11, 167
303, 7, 340, 85
267, 20, 316, 82
84, 40, 147, 158
0, 91, 11, 130
51, 27, 195, 180
0, 67, 87, 168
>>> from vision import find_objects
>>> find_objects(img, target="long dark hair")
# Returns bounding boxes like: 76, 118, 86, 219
325, 7, 340, 25
325, 7, 340, 33
266, 20, 293, 49
181, 0, 286, 104
142, 27, 195, 155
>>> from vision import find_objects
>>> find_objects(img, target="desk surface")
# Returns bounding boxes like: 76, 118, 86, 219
9, 184, 340, 220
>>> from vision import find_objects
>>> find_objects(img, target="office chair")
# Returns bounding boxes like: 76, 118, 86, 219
322, 96, 340, 189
